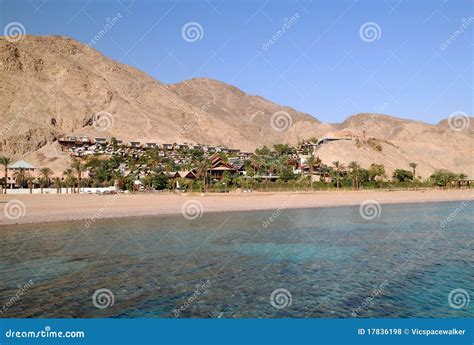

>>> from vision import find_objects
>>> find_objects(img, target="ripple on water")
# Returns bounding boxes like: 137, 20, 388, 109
0, 201, 472, 318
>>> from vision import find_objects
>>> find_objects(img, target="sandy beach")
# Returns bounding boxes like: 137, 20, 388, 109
0, 189, 472, 226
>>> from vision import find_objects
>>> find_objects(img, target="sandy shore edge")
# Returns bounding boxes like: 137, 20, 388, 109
0, 189, 472, 226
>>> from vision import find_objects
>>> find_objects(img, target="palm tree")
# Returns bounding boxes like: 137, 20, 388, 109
306, 155, 321, 189
38, 177, 47, 194
63, 169, 75, 194
319, 165, 330, 183
39, 167, 53, 192
13, 168, 27, 188
268, 159, 279, 176
221, 170, 231, 193
250, 155, 263, 175
0, 156, 11, 194
146, 149, 160, 170
71, 159, 83, 193
194, 159, 210, 192
111, 137, 118, 148
85, 156, 101, 170
409, 162, 418, 179
25, 174, 35, 194
53, 177, 62, 194
164, 162, 173, 175
369, 163, 386, 183
180, 162, 193, 171
332, 161, 345, 189
348, 161, 361, 190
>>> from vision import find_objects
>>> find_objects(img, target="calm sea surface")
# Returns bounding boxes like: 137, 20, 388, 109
0, 201, 472, 318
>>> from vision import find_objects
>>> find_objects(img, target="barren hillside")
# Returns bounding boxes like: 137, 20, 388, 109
324, 113, 474, 177
0, 35, 472, 177
0, 35, 328, 156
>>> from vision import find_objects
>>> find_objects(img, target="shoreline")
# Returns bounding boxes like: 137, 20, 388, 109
0, 189, 472, 226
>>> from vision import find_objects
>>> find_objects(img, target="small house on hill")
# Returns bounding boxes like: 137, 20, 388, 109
58, 136, 77, 149
317, 130, 355, 145
78, 136, 90, 144
144, 142, 157, 149
128, 141, 141, 148
94, 137, 107, 145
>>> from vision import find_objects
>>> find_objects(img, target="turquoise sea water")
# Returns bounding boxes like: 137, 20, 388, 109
0, 201, 472, 318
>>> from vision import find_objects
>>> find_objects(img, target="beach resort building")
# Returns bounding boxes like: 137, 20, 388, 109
6, 160, 36, 188
209, 155, 237, 180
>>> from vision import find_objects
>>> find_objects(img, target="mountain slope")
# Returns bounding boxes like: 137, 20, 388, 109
0, 35, 326, 156
322, 113, 474, 177
0, 35, 472, 178
168, 78, 330, 147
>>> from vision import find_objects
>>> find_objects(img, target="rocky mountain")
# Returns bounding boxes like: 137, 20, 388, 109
0, 35, 472, 177
317, 113, 474, 178
0, 35, 327, 154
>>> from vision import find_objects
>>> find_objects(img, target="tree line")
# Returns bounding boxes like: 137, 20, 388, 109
0, 144, 468, 193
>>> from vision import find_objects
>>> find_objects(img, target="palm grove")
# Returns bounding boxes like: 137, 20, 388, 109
0, 143, 467, 193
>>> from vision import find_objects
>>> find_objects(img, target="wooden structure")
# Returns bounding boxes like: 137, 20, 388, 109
450, 177, 473, 188
208, 155, 236, 180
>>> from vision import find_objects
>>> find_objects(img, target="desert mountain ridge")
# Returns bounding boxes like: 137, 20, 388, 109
0, 35, 473, 178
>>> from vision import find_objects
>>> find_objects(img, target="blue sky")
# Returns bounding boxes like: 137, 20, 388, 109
1, 0, 472, 123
